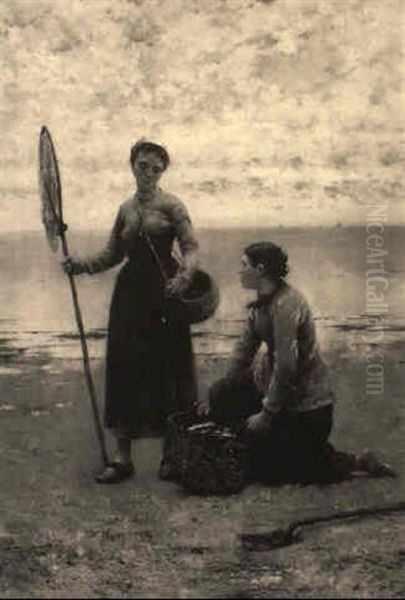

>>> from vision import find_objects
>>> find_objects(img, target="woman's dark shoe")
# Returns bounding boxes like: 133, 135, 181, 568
95, 461, 135, 484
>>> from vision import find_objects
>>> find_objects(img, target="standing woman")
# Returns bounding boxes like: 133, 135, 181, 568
63, 140, 199, 483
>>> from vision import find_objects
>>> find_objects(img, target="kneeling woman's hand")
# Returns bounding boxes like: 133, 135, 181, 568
247, 410, 273, 433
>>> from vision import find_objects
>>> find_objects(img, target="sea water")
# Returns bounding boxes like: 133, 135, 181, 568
0, 227, 404, 366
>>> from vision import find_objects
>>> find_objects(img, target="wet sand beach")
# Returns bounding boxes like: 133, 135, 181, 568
1, 343, 404, 598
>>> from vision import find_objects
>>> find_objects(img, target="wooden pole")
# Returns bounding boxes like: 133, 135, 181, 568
59, 227, 109, 468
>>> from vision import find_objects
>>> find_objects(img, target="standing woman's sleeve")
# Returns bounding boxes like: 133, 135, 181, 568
170, 199, 199, 276
81, 207, 125, 274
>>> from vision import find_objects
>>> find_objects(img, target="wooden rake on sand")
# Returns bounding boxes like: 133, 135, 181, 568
239, 500, 405, 551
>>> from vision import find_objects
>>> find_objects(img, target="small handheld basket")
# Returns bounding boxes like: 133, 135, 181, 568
164, 411, 248, 496
178, 269, 220, 324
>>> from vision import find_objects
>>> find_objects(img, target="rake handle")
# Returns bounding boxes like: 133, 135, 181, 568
292, 499, 405, 531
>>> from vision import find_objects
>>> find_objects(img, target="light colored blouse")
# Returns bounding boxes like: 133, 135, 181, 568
81, 190, 198, 274
227, 283, 335, 414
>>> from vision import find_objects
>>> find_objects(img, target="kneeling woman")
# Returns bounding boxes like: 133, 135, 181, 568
209, 242, 395, 484
63, 140, 199, 483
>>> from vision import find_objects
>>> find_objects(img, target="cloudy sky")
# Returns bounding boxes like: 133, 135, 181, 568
1, 0, 404, 230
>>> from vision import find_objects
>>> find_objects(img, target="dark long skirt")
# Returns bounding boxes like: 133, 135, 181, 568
209, 375, 357, 485
104, 253, 196, 438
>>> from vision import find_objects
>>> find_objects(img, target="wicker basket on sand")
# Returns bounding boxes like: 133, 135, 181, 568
163, 411, 248, 496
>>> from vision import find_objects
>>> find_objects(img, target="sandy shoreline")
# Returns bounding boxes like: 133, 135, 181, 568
1, 347, 404, 597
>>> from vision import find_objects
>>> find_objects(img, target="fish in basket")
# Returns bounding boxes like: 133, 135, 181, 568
162, 411, 248, 496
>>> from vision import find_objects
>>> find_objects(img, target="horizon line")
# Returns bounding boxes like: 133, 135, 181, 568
2, 223, 405, 234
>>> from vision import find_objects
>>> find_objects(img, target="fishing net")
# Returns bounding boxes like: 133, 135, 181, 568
38, 126, 63, 251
